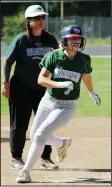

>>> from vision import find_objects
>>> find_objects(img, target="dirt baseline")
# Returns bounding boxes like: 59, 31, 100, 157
1, 116, 111, 185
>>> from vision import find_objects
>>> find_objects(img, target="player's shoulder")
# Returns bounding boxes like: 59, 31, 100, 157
78, 51, 91, 61
43, 49, 61, 60
51, 49, 64, 57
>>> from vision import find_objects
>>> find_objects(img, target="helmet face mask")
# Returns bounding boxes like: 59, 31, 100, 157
61, 24, 86, 52
67, 37, 81, 52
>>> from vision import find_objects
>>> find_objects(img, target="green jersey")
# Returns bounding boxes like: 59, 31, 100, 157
40, 49, 92, 100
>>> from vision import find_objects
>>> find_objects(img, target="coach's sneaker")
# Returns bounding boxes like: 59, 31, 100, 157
57, 138, 72, 162
40, 158, 59, 170
11, 158, 25, 170
16, 169, 31, 183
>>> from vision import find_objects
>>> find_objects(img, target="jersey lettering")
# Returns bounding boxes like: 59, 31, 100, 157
53, 68, 81, 83
26, 47, 52, 57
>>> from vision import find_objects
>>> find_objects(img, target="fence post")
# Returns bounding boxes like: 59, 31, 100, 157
98, 16, 101, 38
45, 1, 48, 31
60, 1, 64, 30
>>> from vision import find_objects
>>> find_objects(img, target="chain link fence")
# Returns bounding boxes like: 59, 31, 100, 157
47, 16, 111, 40
1, 16, 111, 57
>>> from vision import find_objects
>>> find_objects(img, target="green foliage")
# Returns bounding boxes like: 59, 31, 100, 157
2, 10, 25, 45
48, 2, 59, 12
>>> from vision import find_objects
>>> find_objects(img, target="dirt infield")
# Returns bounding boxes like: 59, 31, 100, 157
1, 115, 111, 185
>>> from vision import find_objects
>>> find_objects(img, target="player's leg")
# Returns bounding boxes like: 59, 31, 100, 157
32, 90, 57, 169
16, 96, 77, 182
9, 76, 32, 169
30, 94, 53, 140
16, 95, 55, 182
17, 101, 77, 176
33, 103, 77, 149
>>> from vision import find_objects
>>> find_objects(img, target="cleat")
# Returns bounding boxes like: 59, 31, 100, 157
16, 169, 31, 183
57, 138, 72, 162
40, 158, 59, 170
11, 158, 25, 170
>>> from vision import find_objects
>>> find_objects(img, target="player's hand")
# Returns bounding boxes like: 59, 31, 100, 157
89, 91, 101, 105
56, 81, 73, 89
1, 83, 10, 98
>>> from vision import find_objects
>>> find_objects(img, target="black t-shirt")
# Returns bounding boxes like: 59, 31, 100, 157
3, 31, 59, 90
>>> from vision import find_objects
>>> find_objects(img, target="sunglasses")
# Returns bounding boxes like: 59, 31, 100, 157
33, 15, 46, 20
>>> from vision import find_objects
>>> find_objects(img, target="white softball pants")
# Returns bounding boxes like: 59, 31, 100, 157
23, 92, 78, 171
30, 91, 78, 144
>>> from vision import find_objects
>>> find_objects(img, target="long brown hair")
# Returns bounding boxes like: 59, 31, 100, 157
25, 19, 33, 42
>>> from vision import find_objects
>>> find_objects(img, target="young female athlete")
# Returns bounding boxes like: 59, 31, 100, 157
16, 24, 101, 183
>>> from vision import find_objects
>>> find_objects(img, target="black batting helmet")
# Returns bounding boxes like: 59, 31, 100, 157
61, 24, 86, 51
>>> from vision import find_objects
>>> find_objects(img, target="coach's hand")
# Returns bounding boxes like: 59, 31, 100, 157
1, 83, 10, 98
89, 91, 101, 105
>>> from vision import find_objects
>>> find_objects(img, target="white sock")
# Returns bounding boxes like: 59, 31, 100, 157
46, 135, 63, 148
23, 142, 44, 172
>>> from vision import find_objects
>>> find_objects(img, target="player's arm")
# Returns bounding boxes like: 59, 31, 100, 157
38, 67, 58, 88
38, 67, 73, 89
82, 73, 93, 93
82, 73, 101, 105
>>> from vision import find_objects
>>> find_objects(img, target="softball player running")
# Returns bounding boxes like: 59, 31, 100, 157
16, 24, 101, 183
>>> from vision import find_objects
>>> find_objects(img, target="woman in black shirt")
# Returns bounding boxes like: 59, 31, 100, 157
2, 4, 59, 170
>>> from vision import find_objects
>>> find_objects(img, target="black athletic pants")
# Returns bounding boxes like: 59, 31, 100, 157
9, 75, 52, 159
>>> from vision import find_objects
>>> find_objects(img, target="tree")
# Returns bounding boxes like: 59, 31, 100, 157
2, 10, 25, 44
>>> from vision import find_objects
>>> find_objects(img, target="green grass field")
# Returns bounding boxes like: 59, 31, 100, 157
58, 38, 111, 45
84, 38, 111, 45
1, 57, 111, 116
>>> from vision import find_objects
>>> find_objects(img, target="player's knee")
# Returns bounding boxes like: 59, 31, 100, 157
33, 129, 48, 145
30, 130, 34, 142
